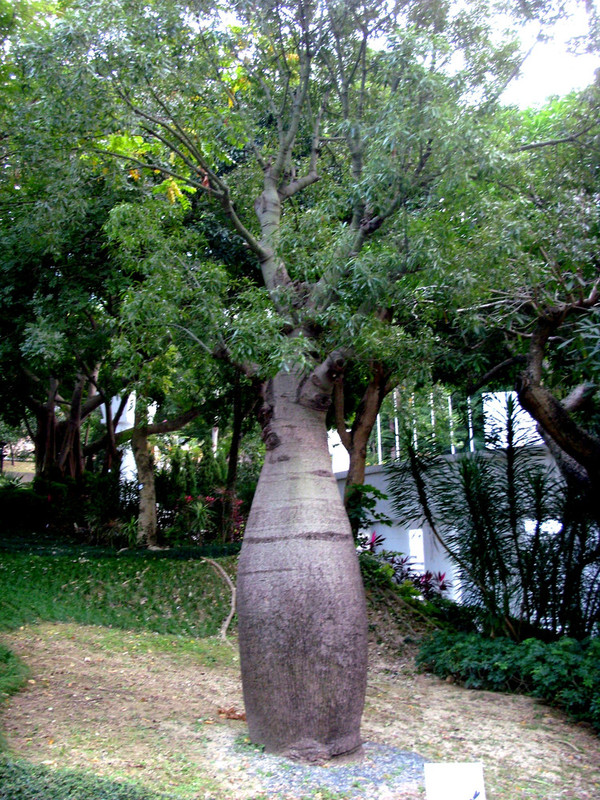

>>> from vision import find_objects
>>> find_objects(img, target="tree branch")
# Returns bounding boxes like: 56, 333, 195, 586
202, 558, 236, 642
298, 349, 350, 412
333, 379, 352, 451
516, 122, 598, 152
466, 355, 527, 395
279, 90, 328, 199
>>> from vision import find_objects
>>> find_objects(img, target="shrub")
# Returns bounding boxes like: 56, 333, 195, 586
0, 481, 47, 532
345, 483, 392, 540
417, 630, 600, 730
24, 472, 138, 545
359, 551, 397, 591
385, 398, 600, 640
0, 643, 29, 700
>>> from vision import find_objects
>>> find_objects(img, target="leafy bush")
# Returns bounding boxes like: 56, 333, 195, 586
359, 551, 397, 591
418, 630, 600, 730
359, 545, 453, 603
155, 444, 235, 544
345, 483, 393, 540
358, 552, 477, 636
0, 482, 47, 531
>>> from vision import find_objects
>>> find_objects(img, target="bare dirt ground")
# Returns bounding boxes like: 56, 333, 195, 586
2, 622, 600, 800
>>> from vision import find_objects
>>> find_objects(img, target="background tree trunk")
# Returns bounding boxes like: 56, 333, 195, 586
333, 367, 394, 507
236, 370, 368, 763
131, 407, 158, 548
516, 316, 600, 495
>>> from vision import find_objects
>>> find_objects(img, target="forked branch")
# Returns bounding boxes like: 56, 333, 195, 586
203, 558, 237, 642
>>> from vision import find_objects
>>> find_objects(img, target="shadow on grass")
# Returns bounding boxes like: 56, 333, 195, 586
0, 529, 241, 560
0, 756, 177, 800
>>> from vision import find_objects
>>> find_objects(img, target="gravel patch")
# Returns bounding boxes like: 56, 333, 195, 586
240, 741, 425, 798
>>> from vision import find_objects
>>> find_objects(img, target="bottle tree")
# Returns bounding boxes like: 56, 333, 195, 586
17, 0, 558, 760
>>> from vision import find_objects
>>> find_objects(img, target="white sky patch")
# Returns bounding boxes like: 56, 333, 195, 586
483, 391, 544, 449
214, 2, 598, 108
502, 1, 599, 107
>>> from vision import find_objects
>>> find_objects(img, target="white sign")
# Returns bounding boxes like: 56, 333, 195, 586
424, 762, 487, 800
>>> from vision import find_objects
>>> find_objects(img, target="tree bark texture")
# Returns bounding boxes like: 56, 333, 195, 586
517, 317, 600, 491
236, 370, 368, 763
32, 378, 105, 480
333, 368, 393, 506
131, 413, 158, 548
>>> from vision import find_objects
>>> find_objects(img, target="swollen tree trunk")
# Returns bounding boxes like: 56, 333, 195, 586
237, 369, 368, 763
131, 408, 158, 548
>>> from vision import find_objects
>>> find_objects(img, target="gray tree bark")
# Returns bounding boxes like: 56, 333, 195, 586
131, 407, 158, 548
236, 369, 368, 763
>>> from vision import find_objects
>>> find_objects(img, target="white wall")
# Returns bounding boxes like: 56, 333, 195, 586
335, 463, 462, 598
335, 448, 558, 601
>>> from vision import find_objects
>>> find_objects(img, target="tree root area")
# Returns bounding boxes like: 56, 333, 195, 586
2, 623, 600, 800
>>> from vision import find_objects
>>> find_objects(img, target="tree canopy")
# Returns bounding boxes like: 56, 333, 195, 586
3, 0, 600, 760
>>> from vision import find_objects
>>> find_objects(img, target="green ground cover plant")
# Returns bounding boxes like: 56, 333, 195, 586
417, 630, 600, 730
0, 544, 240, 796
0, 550, 237, 638
0, 757, 177, 800
0, 643, 28, 701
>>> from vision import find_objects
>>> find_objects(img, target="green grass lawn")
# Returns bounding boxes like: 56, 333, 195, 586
0, 550, 237, 637
0, 543, 238, 799
0, 756, 181, 800
3, 461, 35, 471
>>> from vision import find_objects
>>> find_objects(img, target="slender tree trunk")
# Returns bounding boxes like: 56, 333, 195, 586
343, 385, 384, 501
333, 367, 394, 506
237, 369, 368, 763
131, 408, 158, 548
222, 378, 245, 542
57, 374, 86, 482
36, 378, 59, 478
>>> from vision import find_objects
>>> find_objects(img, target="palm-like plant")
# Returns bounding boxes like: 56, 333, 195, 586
386, 396, 600, 639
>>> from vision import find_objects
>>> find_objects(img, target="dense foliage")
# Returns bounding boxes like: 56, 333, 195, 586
418, 630, 600, 731
1, 0, 598, 536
